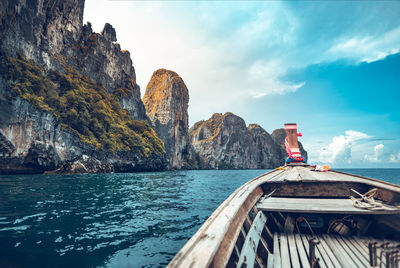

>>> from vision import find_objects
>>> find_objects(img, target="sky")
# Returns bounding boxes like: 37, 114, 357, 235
83, 1, 400, 168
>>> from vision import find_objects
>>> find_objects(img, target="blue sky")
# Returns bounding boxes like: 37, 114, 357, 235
84, 1, 400, 168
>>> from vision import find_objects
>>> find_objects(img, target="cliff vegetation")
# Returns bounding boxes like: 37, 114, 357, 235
0, 52, 164, 157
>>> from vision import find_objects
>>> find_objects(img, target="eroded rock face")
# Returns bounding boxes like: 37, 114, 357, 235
47, 155, 114, 174
143, 69, 191, 169
0, 0, 146, 120
0, 0, 166, 173
189, 112, 285, 169
0, 91, 87, 173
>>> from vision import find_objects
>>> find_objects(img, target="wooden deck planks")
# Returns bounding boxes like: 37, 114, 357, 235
285, 167, 301, 181
348, 236, 370, 261
273, 233, 281, 268
339, 236, 370, 265
287, 234, 301, 268
312, 234, 341, 268
274, 230, 400, 268
293, 234, 311, 268
303, 234, 328, 268
331, 235, 366, 267
298, 167, 333, 181
274, 233, 388, 268
268, 170, 289, 182
279, 233, 291, 268
267, 253, 274, 268
322, 234, 358, 267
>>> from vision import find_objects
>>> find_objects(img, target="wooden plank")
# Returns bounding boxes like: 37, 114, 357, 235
298, 167, 329, 181
310, 234, 342, 267
273, 233, 281, 268
269, 169, 289, 182
332, 235, 365, 267
285, 167, 301, 181
256, 197, 400, 214
237, 211, 268, 268
339, 236, 369, 265
267, 253, 274, 268
348, 237, 370, 261
287, 234, 301, 268
247, 212, 271, 254
253, 206, 274, 241
310, 236, 335, 268
321, 234, 355, 267
294, 234, 310, 268
303, 235, 327, 268
211, 186, 264, 267
261, 181, 368, 199
279, 233, 291, 268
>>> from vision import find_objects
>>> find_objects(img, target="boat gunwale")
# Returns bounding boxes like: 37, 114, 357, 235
167, 168, 283, 267
330, 169, 400, 193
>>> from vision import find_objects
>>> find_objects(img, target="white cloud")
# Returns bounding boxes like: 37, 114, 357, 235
83, 1, 400, 125
363, 144, 385, 163
83, 1, 306, 124
247, 60, 306, 98
318, 130, 371, 164
327, 26, 400, 63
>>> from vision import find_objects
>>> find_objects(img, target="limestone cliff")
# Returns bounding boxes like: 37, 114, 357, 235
189, 113, 285, 169
0, 0, 166, 173
143, 69, 192, 169
0, 0, 145, 120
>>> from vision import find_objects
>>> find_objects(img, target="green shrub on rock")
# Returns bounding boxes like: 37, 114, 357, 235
0, 52, 165, 157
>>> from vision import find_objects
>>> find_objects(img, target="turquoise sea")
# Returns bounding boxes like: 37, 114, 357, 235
0, 169, 399, 267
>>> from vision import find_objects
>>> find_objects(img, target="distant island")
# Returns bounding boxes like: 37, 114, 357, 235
0, 0, 306, 174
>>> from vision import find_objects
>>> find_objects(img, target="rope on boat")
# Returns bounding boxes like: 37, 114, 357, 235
350, 188, 400, 211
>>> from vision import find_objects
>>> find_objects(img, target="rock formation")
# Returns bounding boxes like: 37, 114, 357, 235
143, 69, 193, 169
189, 113, 285, 169
0, 0, 166, 173
0, 0, 307, 174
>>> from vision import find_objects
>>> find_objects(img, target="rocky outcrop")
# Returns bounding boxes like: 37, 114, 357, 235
46, 155, 113, 174
0, 0, 146, 120
143, 69, 192, 169
189, 113, 285, 169
271, 128, 308, 162
0, 0, 167, 174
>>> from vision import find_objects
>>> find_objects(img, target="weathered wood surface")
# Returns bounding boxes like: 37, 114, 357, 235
273, 233, 281, 268
280, 165, 400, 195
256, 197, 400, 214
293, 234, 310, 268
279, 232, 290, 268
167, 169, 283, 268
237, 211, 267, 267
274, 233, 393, 267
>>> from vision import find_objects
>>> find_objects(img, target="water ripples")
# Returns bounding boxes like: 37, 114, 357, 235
0, 169, 398, 267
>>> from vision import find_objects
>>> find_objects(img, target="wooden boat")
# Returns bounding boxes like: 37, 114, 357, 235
168, 124, 400, 268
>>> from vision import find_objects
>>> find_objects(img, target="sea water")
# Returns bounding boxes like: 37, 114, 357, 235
0, 169, 399, 267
